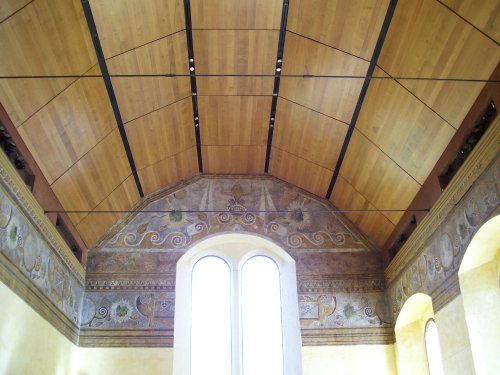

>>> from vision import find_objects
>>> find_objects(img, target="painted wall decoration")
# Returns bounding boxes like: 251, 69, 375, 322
83, 176, 388, 345
0, 183, 84, 329
388, 156, 499, 321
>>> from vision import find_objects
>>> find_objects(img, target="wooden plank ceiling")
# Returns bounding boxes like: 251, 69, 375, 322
0, 0, 498, 249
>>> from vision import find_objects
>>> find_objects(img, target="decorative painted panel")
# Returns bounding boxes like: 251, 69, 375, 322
388, 156, 499, 322
0, 154, 84, 342
84, 176, 388, 346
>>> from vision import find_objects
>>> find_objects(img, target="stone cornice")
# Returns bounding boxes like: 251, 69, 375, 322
0, 150, 85, 283
386, 116, 500, 282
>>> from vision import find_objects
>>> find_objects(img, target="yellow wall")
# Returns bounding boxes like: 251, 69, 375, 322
0, 280, 174, 375
302, 345, 397, 375
435, 295, 474, 375
1, 277, 396, 375
458, 215, 500, 375
394, 293, 435, 375
2, 276, 398, 375
435, 296, 474, 375
74, 347, 173, 375
0, 280, 75, 375
459, 257, 500, 374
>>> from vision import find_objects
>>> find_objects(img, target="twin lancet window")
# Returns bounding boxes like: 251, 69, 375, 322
173, 234, 303, 375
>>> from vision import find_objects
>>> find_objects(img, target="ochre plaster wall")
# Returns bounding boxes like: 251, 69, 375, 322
74, 348, 173, 375
0, 280, 175, 375
396, 320, 430, 375
301, 345, 397, 375
3, 278, 397, 375
435, 295, 474, 375
459, 256, 500, 375
0, 280, 74, 375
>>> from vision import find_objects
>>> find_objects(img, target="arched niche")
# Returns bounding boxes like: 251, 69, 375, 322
395, 293, 441, 375
458, 215, 500, 375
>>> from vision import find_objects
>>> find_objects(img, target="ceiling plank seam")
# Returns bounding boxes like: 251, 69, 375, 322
183, 0, 203, 173
325, 0, 399, 200
80, 0, 144, 198
264, 0, 290, 173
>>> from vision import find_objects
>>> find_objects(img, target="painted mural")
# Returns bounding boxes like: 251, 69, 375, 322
388, 156, 500, 321
0, 183, 84, 328
83, 176, 389, 344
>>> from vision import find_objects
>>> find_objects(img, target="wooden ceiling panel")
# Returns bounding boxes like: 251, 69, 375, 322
338, 130, 421, 224
331, 176, 395, 248
280, 33, 369, 123
440, 0, 500, 42
0, 0, 30, 22
106, 32, 188, 75
357, 68, 456, 184
202, 145, 265, 174
18, 77, 115, 184
269, 147, 332, 197
139, 147, 198, 195
191, 0, 282, 29
126, 97, 195, 170
76, 175, 139, 247
51, 129, 132, 225
89, 0, 185, 58
199, 96, 269, 146
193, 30, 279, 74
197, 77, 274, 96
287, 0, 390, 60
274, 98, 347, 170
110, 77, 191, 124
0, 0, 96, 125
106, 33, 191, 123
378, 0, 500, 128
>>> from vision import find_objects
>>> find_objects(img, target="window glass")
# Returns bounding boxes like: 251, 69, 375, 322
425, 319, 444, 375
191, 256, 231, 375
242, 256, 283, 375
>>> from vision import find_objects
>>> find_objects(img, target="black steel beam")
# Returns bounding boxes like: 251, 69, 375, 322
264, 0, 289, 173
183, 0, 203, 173
325, 0, 398, 199
81, 0, 144, 198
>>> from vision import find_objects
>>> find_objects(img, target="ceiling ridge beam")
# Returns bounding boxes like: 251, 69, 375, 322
183, 0, 203, 173
325, 0, 398, 200
264, 0, 290, 173
81, 0, 144, 198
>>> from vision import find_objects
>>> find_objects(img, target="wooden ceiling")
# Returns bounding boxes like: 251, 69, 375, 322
0, 0, 498, 250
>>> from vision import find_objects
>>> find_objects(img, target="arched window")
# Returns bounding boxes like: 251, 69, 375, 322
424, 319, 444, 375
174, 234, 302, 375
241, 256, 283, 375
191, 256, 231, 375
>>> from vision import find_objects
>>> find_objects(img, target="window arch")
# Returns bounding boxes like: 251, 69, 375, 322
395, 293, 436, 375
458, 215, 500, 375
424, 319, 444, 375
173, 234, 303, 375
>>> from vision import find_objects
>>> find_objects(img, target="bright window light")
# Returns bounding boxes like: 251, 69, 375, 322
425, 319, 444, 375
191, 256, 231, 375
242, 256, 283, 375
